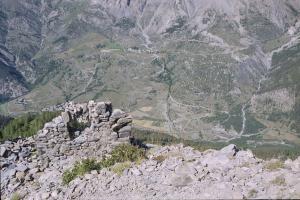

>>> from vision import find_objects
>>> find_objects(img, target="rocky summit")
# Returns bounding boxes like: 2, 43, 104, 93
1, 0, 300, 145
1, 101, 300, 199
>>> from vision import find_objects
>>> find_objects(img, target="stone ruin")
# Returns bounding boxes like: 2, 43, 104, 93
35, 100, 133, 164
0, 101, 133, 196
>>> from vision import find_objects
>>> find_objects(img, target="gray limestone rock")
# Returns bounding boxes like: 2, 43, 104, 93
220, 144, 239, 157
130, 167, 142, 176
110, 109, 126, 122
94, 102, 107, 115
0, 146, 7, 157
16, 163, 29, 172
16, 171, 25, 182
41, 192, 50, 199
116, 117, 132, 127
62, 111, 71, 124
118, 126, 132, 138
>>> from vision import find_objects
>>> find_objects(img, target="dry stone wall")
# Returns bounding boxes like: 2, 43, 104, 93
35, 101, 133, 160
0, 101, 133, 198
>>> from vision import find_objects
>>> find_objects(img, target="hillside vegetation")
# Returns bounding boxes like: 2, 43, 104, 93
0, 111, 60, 141
132, 127, 300, 160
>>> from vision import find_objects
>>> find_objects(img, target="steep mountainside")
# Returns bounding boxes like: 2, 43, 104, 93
1, 0, 300, 145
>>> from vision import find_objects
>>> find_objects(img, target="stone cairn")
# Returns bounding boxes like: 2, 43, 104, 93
35, 101, 133, 160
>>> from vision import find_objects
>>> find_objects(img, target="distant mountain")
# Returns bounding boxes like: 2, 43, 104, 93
0, 45, 28, 102
1, 0, 300, 144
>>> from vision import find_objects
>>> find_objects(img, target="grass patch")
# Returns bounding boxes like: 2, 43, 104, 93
244, 113, 266, 134
204, 104, 244, 133
62, 158, 102, 185
62, 144, 145, 184
153, 155, 167, 163
132, 126, 226, 151
240, 162, 250, 168
111, 161, 131, 176
101, 144, 146, 167
94, 40, 123, 51
265, 43, 300, 97
0, 111, 60, 141
10, 193, 21, 200
262, 35, 289, 52
0, 115, 12, 129
202, 112, 229, 123
264, 160, 284, 171
248, 189, 258, 198
271, 176, 286, 186
252, 145, 300, 161
267, 111, 290, 122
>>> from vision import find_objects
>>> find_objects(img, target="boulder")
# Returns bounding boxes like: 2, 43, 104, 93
19, 147, 31, 158
91, 170, 98, 175
220, 144, 239, 157
51, 190, 59, 199
116, 117, 132, 127
118, 126, 132, 138
119, 125, 132, 132
44, 122, 56, 129
62, 111, 71, 124
8, 169, 17, 178
53, 116, 64, 124
16, 164, 28, 172
41, 192, 50, 199
84, 173, 93, 180
15, 171, 25, 182
29, 168, 39, 174
82, 103, 88, 114
111, 124, 121, 132
90, 112, 99, 118
94, 102, 107, 115
131, 167, 142, 176
8, 153, 18, 162
110, 132, 118, 141
110, 109, 126, 122
111, 121, 131, 132
0, 146, 7, 157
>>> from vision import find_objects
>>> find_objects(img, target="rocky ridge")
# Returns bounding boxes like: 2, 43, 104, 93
1, 101, 133, 199
63, 144, 300, 200
1, 102, 300, 199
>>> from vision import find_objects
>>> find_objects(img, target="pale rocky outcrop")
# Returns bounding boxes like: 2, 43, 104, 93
59, 144, 300, 200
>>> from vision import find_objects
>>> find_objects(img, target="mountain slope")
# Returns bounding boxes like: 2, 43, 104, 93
1, 0, 300, 144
